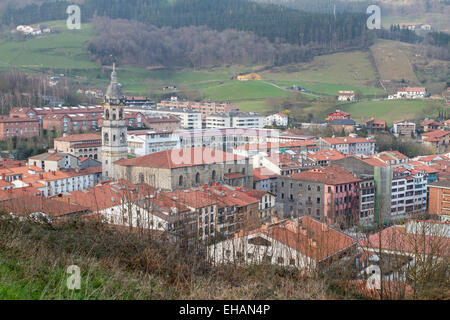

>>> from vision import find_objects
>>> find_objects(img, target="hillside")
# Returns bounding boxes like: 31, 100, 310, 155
0, 214, 336, 300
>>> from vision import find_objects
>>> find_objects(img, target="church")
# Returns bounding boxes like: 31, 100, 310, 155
101, 66, 253, 190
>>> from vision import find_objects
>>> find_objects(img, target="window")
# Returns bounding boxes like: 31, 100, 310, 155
289, 258, 295, 266
179, 175, 183, 186
195, 172, 200, 184
104, 133, 109, 143
317, 186, 320, 192
277, 257, 284, 264
212, 170, 216, 181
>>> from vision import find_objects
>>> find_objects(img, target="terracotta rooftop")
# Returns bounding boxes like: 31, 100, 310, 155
0, 195, 89, 217
236, 216, 356, 261
54, 133, 101, 142
290, 165, 361, 185
114, 147, 245, 169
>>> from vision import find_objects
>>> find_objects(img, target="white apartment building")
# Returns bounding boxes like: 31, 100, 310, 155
205, 113, 232, 129
125, 106, 202, 130
390, 167, 428, 218
127, 130, 180, 157
232, 113, 265, 128
319, 136, 376, 156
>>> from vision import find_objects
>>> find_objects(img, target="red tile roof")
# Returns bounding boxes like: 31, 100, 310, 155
290, 165, 361, 185
236, 217, 356, 261
359, 223, 450, 257
114, 147, 245, 168
0, 195, 89, 217
253, 168, 278, 181
321, 137, 375, 145
54, 133, 101, 142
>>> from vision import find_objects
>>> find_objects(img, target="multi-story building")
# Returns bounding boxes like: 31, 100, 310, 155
126, 106, 202, 130
20, 166, 102, 197
231, 112, 265, 129
28, 151, 79, 172
428, 181, 450, 222
205, 113, 231, 128
54, 133, 102, 160
10, 105, 103, 124
392, 120, 416, 136
421, 120, 442, 132
277, 165, 362, 226
265, 113, 289, 127
0, 116, 39, 140
127, 130, 179, 157
319, 136, 376, 156
144, 114, 181, 132
365, 118, 386, 133
42, 113, 101, 133
421, 130, 450, 153
158, 98, 239, 115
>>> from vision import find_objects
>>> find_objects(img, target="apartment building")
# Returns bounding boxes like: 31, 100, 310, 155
428, 181, 450, 222
392, 120, 416, 136
0, 116, 39, 140
127, 130, 179, 157
231, 112, 265, 129
278, 165, 362, 226
319, 136, 376, 156
54, 133, 102, 160
126, 106, 202, 130
28, 151, 79, 172
158, 98, 239, 115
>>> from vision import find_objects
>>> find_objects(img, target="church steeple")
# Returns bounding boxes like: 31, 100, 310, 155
105, 63, 123, 105
101, 64, 127, 180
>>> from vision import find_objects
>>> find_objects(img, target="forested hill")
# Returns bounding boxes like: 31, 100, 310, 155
0, 0, 372, 49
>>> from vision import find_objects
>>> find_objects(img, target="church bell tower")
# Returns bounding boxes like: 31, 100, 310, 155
101, 63, 128, 179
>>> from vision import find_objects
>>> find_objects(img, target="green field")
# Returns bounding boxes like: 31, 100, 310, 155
261, 51, 384, 96
341, 99, 442, 125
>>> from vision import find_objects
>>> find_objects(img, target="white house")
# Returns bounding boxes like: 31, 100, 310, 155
265, 113, 288, 127
390, 87, 427, 99
338, 91, 356, 102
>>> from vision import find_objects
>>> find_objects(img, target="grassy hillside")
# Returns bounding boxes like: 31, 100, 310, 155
0, 215, 334, 300
370, 39, 449, 95
341, 99, 443, 125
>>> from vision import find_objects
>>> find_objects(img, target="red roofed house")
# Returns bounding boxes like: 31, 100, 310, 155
421, 119, 442, 132
0, 195, 89, 221
326, 110, 351, 123
113, 147, 253, 191
209, 216, 356, 273
365, 118, 386, 133
421, 129, 450, 153
278, 165, 362, 226
337, 91, 355, 102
